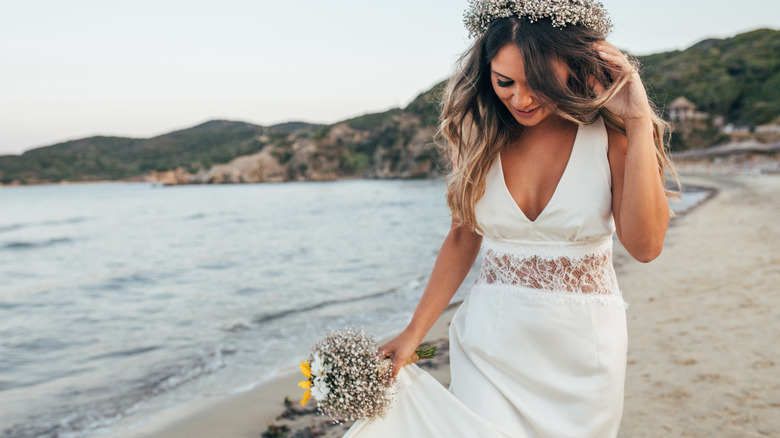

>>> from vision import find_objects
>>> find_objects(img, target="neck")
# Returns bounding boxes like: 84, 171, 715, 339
520, 114, 575, 137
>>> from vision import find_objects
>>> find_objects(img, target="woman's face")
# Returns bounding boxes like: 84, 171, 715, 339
489, 43, 569, 128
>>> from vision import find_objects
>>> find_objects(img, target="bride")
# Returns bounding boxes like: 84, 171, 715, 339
346, 1, 677, 436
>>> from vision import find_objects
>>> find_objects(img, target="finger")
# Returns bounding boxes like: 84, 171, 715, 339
596, 50, 634, 74
593, 40, 620, 55
596, 50, 624, 68
596, 50, 625, 62
391, 358, 404, 379
593, 42, 626, 60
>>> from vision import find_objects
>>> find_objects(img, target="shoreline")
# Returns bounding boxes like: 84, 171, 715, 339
107, 173, 779, 438
108, 302, 463, 438
2, 151, 779, 189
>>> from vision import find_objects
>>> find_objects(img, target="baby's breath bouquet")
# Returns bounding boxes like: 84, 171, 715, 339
298, 327, 437, 422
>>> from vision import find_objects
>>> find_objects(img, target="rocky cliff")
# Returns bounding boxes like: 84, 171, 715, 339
142, 85, 448, 185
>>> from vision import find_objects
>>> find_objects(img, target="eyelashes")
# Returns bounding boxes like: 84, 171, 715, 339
496, 79, 513, 88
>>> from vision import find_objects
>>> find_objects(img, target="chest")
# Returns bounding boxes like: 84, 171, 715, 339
474, 118, 615, 243
500, 127, 578, 222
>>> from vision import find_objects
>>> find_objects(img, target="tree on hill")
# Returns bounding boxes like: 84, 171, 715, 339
638, 28, 780, 126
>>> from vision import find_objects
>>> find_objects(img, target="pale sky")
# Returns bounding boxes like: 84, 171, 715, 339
1, 0, 778, 155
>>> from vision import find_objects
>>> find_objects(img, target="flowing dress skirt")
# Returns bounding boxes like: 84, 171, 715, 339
344, 284, 627, 438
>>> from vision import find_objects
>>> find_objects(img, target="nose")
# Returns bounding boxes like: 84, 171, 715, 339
511, 86, 534, 109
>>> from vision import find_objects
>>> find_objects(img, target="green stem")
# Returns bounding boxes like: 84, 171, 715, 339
414, 344, 437, 360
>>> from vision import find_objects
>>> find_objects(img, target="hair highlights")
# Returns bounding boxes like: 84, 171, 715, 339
438, 16, 679, 230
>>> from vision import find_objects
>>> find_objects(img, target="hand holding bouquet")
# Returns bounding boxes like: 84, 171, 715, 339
298, 327, 436, 422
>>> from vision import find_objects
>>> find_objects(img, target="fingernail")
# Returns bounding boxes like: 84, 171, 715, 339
598, 51, 608, 56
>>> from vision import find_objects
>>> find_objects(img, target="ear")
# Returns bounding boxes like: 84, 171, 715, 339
589, 74, 605, 96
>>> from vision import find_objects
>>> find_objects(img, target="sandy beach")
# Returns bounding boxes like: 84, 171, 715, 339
619, 174, 779, 438
114, 174, 780, 438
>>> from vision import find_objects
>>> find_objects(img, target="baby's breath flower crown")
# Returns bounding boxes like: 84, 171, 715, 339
464, 0, 612, 38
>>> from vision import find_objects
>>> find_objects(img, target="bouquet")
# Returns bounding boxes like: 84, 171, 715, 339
298, 327, 437, 422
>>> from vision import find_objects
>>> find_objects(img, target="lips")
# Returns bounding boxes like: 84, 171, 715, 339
513, 106, 541, 118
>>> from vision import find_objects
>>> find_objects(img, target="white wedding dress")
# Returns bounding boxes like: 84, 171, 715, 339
345, 118, 628, 438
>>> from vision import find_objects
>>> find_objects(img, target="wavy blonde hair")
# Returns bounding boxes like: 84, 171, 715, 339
437, 16, 679, 230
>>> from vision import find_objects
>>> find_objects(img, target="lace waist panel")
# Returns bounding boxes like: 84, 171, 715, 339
476, 237, 619, 295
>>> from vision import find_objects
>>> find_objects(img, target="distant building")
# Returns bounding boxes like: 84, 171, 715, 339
722, 124, 752, 135
756, 123, 780, 134
669, 96, 709, 122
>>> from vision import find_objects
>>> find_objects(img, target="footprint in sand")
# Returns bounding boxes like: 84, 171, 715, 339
694, 373, 735, 384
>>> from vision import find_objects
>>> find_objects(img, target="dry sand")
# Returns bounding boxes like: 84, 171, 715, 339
619, 175, 779, 438
117, 174, 780, 438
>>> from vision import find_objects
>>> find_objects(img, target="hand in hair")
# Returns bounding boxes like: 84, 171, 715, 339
590, 41, 653, 122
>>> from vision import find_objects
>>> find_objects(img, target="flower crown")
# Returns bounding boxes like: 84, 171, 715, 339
463, 0, 613, 38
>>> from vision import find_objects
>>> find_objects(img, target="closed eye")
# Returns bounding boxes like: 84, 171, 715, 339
496, 78, 513, 88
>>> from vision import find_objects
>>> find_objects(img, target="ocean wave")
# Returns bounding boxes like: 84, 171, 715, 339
0, 217, 88, 234
146, 346, 237, 395
251, 286, 401, 325
88, 345, 161, 361
199, 261, 235, 270
12, 336, 73, 353
224, 322, 251, 332
0, 368, 91, 393
0, 224, 23, 233
1, 345, 238, 438
0, 302, 21, 310
83, 271, 167, 293
1, 237, 74, 250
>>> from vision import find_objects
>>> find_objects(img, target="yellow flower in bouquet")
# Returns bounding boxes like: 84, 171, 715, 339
298, 359, 312, 406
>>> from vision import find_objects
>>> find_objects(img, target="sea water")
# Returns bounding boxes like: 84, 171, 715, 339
0, 180, 706, 437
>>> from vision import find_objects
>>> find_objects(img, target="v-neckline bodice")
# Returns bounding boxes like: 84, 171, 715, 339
497, 123, 581, 224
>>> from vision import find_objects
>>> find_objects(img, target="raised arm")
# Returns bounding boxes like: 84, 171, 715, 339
379, 218, 482, 378
607, 121, 669, 262
594, 41, 670, 263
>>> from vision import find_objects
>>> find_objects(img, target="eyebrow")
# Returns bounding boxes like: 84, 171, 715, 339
491, 69, 513, 80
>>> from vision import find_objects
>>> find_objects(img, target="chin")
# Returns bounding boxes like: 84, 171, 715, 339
511, 111, 550, 127
503, 104, 552, 127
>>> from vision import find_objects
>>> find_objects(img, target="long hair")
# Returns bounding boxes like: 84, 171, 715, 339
438, 16, 679, 230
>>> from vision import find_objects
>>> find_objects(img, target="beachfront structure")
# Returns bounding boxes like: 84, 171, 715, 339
669, 96, 709, 122
722, 124, 753, 135
756, 123, 780, 134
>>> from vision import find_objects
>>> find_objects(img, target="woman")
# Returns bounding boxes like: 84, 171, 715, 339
346, 0, 677, 436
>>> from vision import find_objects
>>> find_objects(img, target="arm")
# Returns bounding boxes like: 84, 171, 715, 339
379, 218, 482, 378
607, 122, 669, 262
595, 41, 669, 262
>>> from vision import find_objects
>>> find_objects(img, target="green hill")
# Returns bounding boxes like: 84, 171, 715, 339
0, 121, 309, 184
1, 28, 777, 184
638, 28, 780, 125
